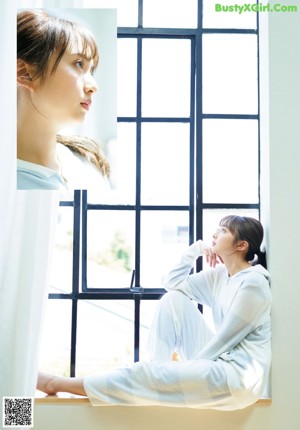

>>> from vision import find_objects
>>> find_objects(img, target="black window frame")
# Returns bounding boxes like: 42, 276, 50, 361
48, 0, 261, 377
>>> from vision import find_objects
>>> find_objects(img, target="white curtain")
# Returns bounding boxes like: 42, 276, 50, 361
0, 192, 59, 397
0, 0, 83, 414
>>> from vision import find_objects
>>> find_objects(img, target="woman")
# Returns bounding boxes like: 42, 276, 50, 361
37, 215, 271, 411
17, 9, 110, 190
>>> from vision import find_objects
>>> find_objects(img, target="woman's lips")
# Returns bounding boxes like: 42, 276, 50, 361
80, 100, 91, 111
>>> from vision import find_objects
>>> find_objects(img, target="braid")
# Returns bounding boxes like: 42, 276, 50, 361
57, 134, 110, 178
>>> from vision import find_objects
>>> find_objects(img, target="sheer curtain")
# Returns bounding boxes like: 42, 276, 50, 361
0, 0, 83, 410
0, 192, 59, 397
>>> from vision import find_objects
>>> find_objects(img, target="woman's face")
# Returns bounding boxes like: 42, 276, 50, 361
211, 225, 237, 258
29, 44, 98, 128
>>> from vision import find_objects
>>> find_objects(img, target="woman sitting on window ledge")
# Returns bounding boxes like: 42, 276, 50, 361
17, 9, 110, 191
37, 215, 271, 411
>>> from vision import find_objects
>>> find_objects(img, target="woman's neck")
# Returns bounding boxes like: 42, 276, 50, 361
222, 257, 251, 277
17, 97, 60, 172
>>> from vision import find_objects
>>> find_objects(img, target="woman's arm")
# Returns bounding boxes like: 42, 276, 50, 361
163, 240, 221, 306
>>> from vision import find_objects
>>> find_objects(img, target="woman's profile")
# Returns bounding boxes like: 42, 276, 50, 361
37, 215, 272, 411
17, 9, 110, 190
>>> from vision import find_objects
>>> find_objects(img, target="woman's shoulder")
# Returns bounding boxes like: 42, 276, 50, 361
238, 266, 272, 300
240, 265, 270, 285
17, 159, 65, 190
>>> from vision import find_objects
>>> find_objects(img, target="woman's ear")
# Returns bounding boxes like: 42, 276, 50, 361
17, 59, 35, 89
236, 240, 249, 252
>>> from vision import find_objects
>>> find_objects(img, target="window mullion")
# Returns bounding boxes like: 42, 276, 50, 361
189, 37, 196, 246
134, 36, 142, 290
195, 30, 204, 265
70, 190, 81, 376
70, 299, 78, 377
134, 296, 141, 362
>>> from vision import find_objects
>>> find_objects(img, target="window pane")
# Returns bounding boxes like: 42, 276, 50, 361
49, 207, 74, 294
203, 119, 258, 203
203, 0, 257, 29
59, 189, 75, 202
140, 211, 190, 289
141, 123, 190, 205
86, 211, 135, 289
142, 39, 191, 117
106, 123, 136, 205
83, 0, 138, 27
38, 301, 72, 375
143, 0, 197, 28
117, 38, 137, 117
76, 300, 134, 376
203, 34, 258, 114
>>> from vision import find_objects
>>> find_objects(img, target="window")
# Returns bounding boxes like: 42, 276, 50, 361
39, 0, 261, 377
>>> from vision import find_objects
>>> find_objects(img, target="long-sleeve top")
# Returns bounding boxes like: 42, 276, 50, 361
164, 240, 272, 403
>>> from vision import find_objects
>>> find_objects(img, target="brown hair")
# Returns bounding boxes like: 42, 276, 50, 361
17, 10, 109, 177
17, 9, 99, 83
219, 215, 267, 268
57, 135, 110, 178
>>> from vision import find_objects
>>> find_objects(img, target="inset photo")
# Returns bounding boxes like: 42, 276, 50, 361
17, 8, 116, 193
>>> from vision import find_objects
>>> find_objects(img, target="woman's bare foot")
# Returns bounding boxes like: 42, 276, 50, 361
37, 371, 87, 396
37, 372, 60, 395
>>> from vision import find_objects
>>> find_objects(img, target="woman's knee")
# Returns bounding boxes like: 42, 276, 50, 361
159, 290, 193, 312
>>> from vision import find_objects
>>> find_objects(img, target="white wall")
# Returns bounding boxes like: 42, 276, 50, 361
267, 1, 300, 428
34, 4, 300, 429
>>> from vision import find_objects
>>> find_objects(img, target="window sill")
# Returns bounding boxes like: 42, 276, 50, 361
35, 394, 89, 404
35, 393, 272, 406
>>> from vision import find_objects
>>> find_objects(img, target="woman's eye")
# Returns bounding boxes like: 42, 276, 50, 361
75, 60, 95, 75
75, 60, 84, 69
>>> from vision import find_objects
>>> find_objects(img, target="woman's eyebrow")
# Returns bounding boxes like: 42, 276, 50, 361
70, 52, 92, 60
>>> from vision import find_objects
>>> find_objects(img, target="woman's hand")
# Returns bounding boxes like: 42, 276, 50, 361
203, 247, 223, 268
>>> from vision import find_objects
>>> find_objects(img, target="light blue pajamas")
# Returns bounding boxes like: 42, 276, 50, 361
84, 241, 272, 410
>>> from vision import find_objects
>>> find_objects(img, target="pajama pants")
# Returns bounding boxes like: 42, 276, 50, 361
84, 291, 242, 409
147, 290, 214, 361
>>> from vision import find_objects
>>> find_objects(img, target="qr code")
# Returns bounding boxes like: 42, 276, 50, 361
3, 397, 34, 428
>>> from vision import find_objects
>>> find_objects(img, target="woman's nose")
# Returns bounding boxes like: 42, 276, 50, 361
84, 74, 98, 94
213, 229, 220, 239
